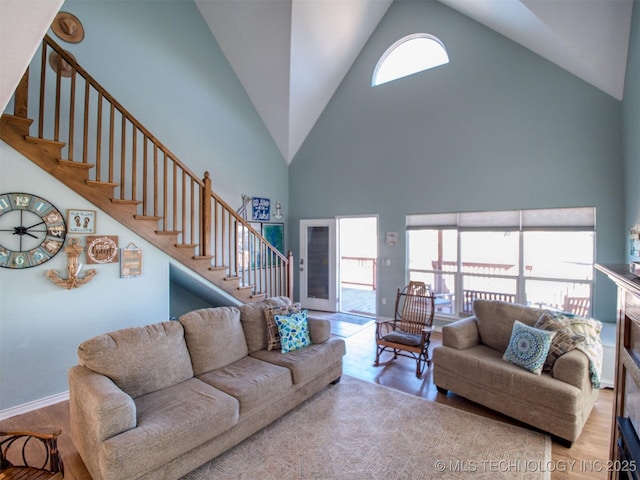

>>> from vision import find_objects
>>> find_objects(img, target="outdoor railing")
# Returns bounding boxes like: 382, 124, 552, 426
340, 256, 376, 290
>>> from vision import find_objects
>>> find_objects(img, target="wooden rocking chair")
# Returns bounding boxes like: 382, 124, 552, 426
374, 281, 435, 378
0, 427, 64, 479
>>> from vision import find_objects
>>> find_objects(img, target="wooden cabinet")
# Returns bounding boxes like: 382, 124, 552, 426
596, 264, 640, 479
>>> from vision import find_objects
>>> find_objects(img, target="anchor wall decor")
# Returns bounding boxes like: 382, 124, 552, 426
47, 237, 97, 289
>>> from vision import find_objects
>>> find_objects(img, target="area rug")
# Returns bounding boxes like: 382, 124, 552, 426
181, 376, 551, 479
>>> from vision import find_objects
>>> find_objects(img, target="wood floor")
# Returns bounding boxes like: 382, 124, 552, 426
0, 318, 612, 480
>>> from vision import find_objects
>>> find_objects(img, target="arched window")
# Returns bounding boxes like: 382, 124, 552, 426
372, 33, 449, 86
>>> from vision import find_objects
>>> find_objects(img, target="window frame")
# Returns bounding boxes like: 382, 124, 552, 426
372, 33, 449, 87
406, 207, 596, 318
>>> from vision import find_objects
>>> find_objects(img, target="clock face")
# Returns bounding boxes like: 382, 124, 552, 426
0, 193, 67, 269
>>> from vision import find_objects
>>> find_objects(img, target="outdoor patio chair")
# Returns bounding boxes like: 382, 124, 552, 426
374, 281, 435, 378
563, 296, 591, 317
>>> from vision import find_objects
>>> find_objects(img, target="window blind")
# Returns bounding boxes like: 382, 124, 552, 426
406, 207, 595, 231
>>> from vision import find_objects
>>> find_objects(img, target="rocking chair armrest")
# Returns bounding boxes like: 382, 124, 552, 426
422, 326, 434, 335
375, 317, 393, 324
374, 317, 394, 339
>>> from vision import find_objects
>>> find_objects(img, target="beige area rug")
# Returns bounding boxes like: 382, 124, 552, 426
181, 376, 551, 480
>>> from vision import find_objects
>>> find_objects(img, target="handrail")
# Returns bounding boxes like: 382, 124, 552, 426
10, 34, 291, 299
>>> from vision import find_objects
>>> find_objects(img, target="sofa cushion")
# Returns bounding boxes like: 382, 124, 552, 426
473, 300, 545, 353
197, 356, 293, 417
503, 320, 555, 374
239, 297, 292, 353
276, 310, 312, 353
265, 303, 301, 351
250, 337, 345, 384
77, 321, 193, 398
100, 378, 239, 480
179, 307, 248, 375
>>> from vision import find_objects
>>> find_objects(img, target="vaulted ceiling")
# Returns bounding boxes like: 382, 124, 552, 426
195, 0, 633, 164
1, 0, 634, 165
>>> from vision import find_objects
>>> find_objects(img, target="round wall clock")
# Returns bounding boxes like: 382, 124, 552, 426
0, 192, 67, 269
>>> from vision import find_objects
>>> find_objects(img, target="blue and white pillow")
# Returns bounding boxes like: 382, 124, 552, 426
275, 310, 311, 353
503, 320, 556, 375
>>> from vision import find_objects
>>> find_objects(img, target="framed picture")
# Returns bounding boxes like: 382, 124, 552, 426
120, 243, 143, 278
262, 223, 284, 255
252, 197, 271, 221
86, 235, 119, 264
67, 209, 96, 234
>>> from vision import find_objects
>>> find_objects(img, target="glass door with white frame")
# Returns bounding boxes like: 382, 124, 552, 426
299, 219, 338, 311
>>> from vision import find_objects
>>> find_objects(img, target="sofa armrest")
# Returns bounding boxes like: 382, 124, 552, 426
307, 316, 331, 344
69, 365, 136, 443
552, 350, 592, 391
442, 316, 481, 350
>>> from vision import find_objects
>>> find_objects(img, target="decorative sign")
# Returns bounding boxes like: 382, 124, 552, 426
67, 209, 96, 234
252, 197, 271, 221
120, 243, 143, 278
86, 235, 118, 264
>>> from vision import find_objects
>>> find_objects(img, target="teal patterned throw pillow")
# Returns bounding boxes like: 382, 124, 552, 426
503, 320, 556, 375
275, 310, 311, 353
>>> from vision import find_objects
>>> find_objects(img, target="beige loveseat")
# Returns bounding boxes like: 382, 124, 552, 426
432, 300, 600, 445
68, 297, 345, 480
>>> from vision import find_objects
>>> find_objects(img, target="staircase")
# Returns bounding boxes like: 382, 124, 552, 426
0, 35, 293, 303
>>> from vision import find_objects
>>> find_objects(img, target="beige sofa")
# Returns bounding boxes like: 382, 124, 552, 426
432, 300, 600, 445
68, 297, 345, 480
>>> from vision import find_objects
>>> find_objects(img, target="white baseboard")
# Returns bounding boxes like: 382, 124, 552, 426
0, 391, 69, 421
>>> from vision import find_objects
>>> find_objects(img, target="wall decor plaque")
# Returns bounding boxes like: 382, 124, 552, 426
120, 243, 143, 278
86, 235, 118, 264
252, 197, 270, 221
67, 209, 96, 234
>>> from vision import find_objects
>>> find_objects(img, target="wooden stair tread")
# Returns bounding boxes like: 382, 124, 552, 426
58, 159, 94, 170
175, 243, 197, 248
111, 198, 141, 205
1, 113, 34, 127
193, 255, 213, 261
25, 136, 65, 148
86, 179, 119, 187
134, 215, 162, 221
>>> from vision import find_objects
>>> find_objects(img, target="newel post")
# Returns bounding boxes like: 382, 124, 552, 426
201, 172, 212, 258
287, 251, 294, 300
14, 68, 29, 118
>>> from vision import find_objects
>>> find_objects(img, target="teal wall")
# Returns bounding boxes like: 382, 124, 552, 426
59, 0, 288, 210
289, 0, 626, 321
624, 3, 640, 263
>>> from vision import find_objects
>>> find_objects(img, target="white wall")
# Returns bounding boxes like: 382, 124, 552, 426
0, 143, 170, 410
